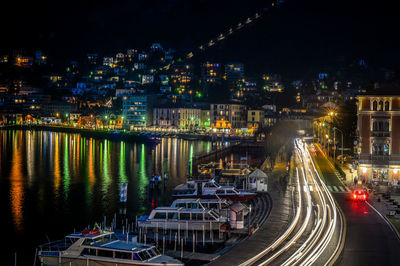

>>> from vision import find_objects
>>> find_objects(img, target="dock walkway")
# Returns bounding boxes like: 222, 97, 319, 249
208, 151, 294, 265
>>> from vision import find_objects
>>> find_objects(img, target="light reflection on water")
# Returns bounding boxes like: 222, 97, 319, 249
10, 131, 24, 233
0, 129, 235, 264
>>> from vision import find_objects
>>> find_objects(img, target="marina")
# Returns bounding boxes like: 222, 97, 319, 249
0, 129, 270, 265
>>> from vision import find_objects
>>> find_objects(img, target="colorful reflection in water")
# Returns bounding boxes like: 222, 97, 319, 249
9, 131, 24, 233
0, 130, 230, 264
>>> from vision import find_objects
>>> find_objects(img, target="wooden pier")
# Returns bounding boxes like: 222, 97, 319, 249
193, 142, 266, 169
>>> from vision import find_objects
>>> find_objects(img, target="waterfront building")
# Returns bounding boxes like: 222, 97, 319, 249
356, 93, 400, 183
153, 105, 201, 130
200, 109, 211, 129
210, 103, 247, 129
247, 109, 265, 129
122, 94, 155, 129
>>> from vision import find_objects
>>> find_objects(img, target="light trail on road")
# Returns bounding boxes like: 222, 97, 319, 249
297, 140, 342, 266
241, 138, 344, 266
258, 165, 312, 266
239, 164, 303, 266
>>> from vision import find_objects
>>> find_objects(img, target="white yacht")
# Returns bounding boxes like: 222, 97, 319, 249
172, 180, 255, 201
138, 207, 228, 231
37, 228, 183, 265
170, 198, 230, 211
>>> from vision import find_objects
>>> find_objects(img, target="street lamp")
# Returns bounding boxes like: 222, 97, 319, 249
333, 127, 344, 164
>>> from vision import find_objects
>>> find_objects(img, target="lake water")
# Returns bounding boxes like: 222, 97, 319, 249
0, 130, 232, 265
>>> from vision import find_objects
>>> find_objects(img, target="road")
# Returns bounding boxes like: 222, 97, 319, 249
240, 139, 343, 265
312, 143, 400, 265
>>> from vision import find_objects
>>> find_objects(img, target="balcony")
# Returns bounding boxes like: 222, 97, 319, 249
370, 155, 390, 165
371, 131, 390, 137
371, 155, 390, 160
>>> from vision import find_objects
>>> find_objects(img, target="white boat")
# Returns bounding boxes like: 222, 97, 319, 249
170, 198, 231, 220
37, 227, 182, 265
170, 198, 230, 211
138, 207, 228, 231
172, 180, 256, 201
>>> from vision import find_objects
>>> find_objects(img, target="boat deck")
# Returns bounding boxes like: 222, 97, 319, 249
100, 240, 149, 251
166, 250, 220, 262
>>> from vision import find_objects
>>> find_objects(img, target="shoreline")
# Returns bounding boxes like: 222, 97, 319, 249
0, 124, 256, 143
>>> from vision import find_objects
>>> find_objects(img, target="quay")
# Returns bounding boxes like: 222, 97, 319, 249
0, 124, 256, 142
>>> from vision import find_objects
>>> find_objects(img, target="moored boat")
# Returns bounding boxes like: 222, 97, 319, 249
170, 198, 230, 211
138, 207, 228, 231
172, 180, 256, 201
37, 227, 183, 265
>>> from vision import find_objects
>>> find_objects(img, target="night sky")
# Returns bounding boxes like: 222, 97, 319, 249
1, 0, 399, 77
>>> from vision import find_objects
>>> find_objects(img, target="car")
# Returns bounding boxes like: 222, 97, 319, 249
350, 189, 368, 201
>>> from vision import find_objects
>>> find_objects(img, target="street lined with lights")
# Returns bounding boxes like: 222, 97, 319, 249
240, 138, 344, 266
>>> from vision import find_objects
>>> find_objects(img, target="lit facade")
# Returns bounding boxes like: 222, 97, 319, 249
200, 109, 211, 129
247, 110, 265, 127
170, 64, 193, 92
210, 103, 247, 129
356, 95, 400, 182
153, 107, 200, 129
235, 79, 258, 100
201, 62, 221, 85
122, 95, 154, 129
225, 62, 244, 91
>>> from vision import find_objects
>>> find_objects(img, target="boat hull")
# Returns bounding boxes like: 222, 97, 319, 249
39, 254, 183, 266
172, 193, 255, 201
138, 220, 225, 231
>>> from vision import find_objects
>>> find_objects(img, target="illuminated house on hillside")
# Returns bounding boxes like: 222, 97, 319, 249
170, 64, 193, 93
262, 74, 284, 93
201, 62, 221, 86
225, 62, 244, 92
356, 91, 400, 183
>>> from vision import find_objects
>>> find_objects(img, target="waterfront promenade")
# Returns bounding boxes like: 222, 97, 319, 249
209, 149, 294, 265
1, 124, 256, 142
